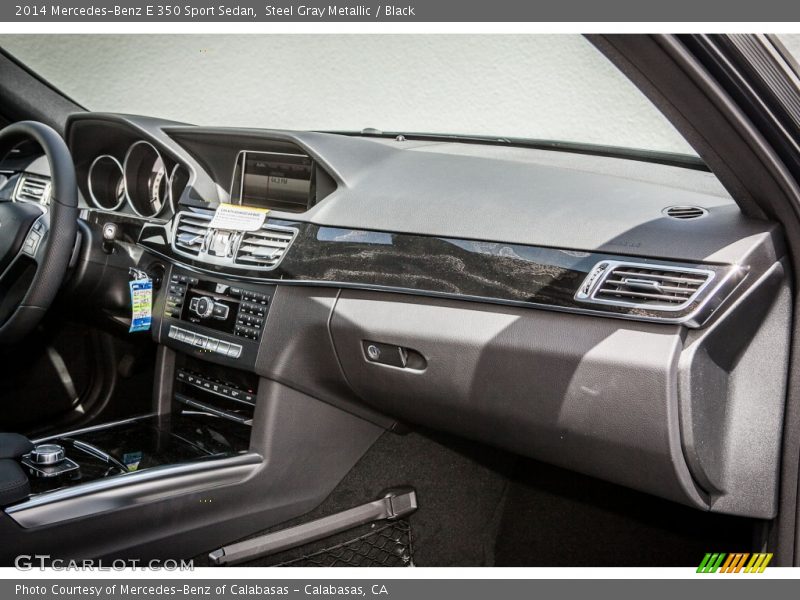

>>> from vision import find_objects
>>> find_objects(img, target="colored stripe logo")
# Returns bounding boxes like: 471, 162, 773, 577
697, 553, 773, 573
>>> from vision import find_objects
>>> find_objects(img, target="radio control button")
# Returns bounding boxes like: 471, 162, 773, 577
212, 303, 229, 319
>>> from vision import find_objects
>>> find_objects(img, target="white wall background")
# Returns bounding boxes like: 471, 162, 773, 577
0, 34, 695, 154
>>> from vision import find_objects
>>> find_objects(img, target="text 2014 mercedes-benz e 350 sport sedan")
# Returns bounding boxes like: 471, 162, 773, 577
0, 34, 799, 568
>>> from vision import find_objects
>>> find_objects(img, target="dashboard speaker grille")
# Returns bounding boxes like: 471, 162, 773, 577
234, 226, 296, 268
174, 212, 211, 256
15, 174, 50, 204
576, 261, 714, 311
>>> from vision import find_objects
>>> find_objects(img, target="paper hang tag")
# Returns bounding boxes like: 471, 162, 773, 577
208, 203, 269, 231
129, 278, 153, 333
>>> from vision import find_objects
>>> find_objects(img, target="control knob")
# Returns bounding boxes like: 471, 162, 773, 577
30, 443, 66, 465
192, 296, 215, 318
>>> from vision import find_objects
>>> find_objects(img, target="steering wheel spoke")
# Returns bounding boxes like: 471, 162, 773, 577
0, 122, 77, 343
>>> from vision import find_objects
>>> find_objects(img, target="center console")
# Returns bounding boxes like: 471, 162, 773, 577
11, 262, 271, 506
18, 411, 252, 501
159, 267, 274, 369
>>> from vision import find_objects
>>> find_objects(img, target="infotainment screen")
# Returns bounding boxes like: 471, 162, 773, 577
231, 151, 314, 213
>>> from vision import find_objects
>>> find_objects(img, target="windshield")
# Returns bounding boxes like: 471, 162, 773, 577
0, 34, 695, 155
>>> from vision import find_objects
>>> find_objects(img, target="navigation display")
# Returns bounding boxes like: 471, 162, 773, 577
232, 151, 313, 213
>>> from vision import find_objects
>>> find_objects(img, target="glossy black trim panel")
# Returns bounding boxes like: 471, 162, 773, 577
137, 208, 741, 327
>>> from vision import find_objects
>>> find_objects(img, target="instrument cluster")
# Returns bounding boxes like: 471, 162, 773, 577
87, 140, 188, 220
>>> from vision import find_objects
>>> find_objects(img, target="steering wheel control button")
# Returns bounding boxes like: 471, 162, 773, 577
22, 230, 42, 256
30, 444, 65, 465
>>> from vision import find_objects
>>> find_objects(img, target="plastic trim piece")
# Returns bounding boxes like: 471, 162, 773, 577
208, 488, 418, 566
4, 452, 262, 528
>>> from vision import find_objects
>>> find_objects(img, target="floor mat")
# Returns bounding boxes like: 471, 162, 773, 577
219, 429, 513, 567
211, 429, 758, 568
493, 459, 756, 567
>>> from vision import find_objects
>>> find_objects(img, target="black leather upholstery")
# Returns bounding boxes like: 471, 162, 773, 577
0, 433, 33, 459
0, 459, 30, 506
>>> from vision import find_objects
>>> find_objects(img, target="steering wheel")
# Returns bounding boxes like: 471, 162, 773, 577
0, 121, 77, 344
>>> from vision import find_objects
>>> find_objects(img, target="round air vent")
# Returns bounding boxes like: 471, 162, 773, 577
663, 205, 708, 220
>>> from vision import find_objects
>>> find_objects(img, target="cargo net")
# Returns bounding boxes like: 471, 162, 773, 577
273, 520, 414, 567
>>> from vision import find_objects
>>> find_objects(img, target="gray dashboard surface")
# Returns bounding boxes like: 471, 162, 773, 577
165, 126, 779, 263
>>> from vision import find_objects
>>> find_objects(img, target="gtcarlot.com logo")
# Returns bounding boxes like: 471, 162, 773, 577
14, 555, 194, 571
697, 553, 773, 573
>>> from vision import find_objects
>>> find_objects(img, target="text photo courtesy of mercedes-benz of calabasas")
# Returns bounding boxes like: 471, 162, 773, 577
0, 33, 799, 568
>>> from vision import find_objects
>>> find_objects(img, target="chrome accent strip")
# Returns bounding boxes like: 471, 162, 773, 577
31, 414, 158, 444
175, 393, 253, 427
170, 209, 298, 272
575, 260, 717, 312
70, 439, 130, 473
168, 163, 186, 215
13, 173, 51, 205
87, 154, 125, 211
5, 453, 262, 528
123, 140, 170, 219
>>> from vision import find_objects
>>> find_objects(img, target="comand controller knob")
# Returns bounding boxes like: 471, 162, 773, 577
30, 443, 66, 465
193, 296, 215, 318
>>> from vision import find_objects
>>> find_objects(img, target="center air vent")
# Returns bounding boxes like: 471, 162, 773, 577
173, 211, 211, 256
234, 226, 296, 269
171, 210, 297, 271
15, 174, 51, 204
576, 261, 714, 311
663, 205, 707, 219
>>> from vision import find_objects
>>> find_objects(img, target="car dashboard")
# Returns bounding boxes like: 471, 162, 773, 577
2, 112, 791, 525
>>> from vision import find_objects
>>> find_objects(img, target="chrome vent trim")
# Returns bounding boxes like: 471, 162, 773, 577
663, 205, 708, 219
15, 174, 51, 205
173, 211, 211, 256
171, 210, 297, 271
575, 261, 715, 312
234, 226, 296, 269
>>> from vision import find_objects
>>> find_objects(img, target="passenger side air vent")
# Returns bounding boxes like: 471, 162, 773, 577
576, 261, 714, 311
173, 211, 211, 256
234, 225, 297, 269
15, 174, 50, 204
663, 205, 707, 219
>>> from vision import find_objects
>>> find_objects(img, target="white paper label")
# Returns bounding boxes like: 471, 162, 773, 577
208, 203, 269, 231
